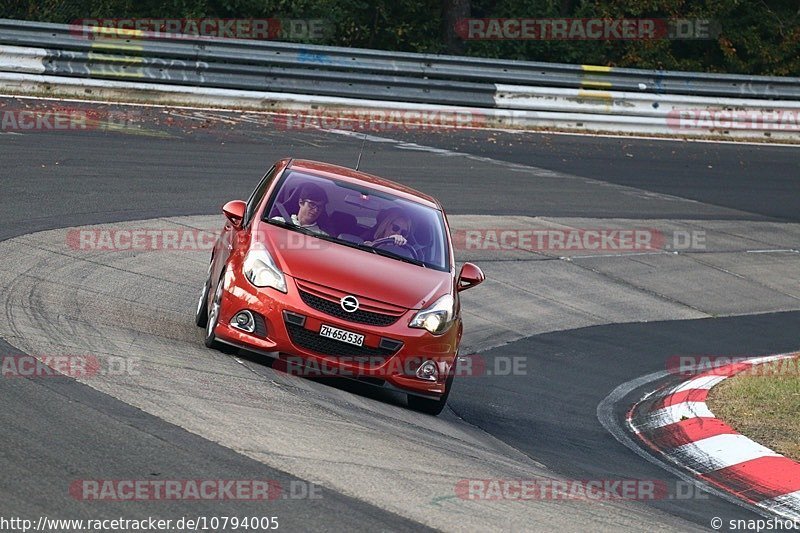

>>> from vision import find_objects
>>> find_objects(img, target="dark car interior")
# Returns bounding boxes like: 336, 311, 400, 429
265, 171, 447, 269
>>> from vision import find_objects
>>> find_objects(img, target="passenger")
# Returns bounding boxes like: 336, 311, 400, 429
365, 208, 411, 247
272, 183, 328, 235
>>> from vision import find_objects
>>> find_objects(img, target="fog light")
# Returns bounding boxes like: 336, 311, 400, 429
416, 360, 439, 382
231, 310, 256, 333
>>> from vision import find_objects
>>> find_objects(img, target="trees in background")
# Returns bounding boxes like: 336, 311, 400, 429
2, 0, 797, 75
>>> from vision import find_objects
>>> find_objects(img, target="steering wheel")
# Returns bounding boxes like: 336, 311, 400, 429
370, 237, 420, 261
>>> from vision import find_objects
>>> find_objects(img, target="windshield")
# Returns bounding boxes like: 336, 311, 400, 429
263, 170, 450, 271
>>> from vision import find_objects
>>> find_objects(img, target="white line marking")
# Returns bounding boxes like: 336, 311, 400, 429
563, 251, 673, 260
511, 128, 800, 148
638, 401, 715, 429
746, 249, 800, 254
674, 434, 781, 472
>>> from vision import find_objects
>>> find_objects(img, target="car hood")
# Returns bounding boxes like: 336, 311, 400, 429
258, 225, 452, 309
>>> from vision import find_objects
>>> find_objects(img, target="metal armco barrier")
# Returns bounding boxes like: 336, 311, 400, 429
1, 18, 799, 140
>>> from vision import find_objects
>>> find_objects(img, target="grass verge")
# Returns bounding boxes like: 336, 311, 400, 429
706, 355, 800, 461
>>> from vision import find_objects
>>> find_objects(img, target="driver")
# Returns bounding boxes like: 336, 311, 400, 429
272, 183, 328, 235
365, 208, 411, 247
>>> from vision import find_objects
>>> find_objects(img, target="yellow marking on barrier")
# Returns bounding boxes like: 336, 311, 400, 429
581, 65, 612, 73
577, 90, 613, 100
580, 81, 613, 89
91, 26, 145, 39
581, 65, 613, 89
89, 70, 146, 79
87, 52, 145, 78
90, 42, 145, 53
87, 52, 144, 64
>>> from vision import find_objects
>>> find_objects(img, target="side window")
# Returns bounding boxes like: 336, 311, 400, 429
243, 165, 276, 227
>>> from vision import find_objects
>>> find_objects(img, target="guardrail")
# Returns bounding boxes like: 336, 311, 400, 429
1, 18, 799, 141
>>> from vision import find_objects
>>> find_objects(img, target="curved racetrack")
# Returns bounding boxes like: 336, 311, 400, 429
1, 97, 799, 531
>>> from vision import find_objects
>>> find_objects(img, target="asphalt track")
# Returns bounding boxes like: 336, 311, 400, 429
1, 97, 799, 531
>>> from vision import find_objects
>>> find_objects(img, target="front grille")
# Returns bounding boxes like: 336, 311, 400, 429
298, 289, 401, 326
284, 322, 400, 361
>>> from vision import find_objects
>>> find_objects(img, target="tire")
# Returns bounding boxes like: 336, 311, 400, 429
407, 365, 455, 416
195, 260, 213, 328
204, 274, 226, 349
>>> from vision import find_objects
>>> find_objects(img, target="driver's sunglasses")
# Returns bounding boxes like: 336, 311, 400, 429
391, 224, 409, 237
300, 199, 323, 211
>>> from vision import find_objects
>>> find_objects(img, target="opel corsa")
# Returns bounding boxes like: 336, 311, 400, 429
196, 158, 484, 415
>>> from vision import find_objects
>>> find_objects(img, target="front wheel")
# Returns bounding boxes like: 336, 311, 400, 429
407, 365, 455, 416
195, 260, 213, 327
204, 274, 235, 353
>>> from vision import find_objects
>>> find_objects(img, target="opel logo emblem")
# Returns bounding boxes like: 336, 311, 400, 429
340, 295, 359, 313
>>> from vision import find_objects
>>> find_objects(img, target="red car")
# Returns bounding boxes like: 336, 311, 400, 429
195, 158, 484, 414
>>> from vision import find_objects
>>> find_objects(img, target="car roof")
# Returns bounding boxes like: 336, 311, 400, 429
288, 159, 441, 210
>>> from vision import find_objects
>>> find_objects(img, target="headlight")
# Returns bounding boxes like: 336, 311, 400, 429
243, 243, 287, 293
409, 294, 455, 335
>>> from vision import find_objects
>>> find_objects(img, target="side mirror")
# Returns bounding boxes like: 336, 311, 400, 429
457, 262, 485, 292
222, 200, 246, 229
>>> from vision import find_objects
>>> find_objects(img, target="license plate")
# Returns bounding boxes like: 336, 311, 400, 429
319, 324, 364, 347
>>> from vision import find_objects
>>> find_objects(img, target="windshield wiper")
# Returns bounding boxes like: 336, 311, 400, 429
327, 238, 381, 256
323, 236, 425, 267
332, 238, 425, 267
369, 247, 426, 267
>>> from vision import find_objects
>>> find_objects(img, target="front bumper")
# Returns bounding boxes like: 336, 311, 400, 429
212, 266, 459, 398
